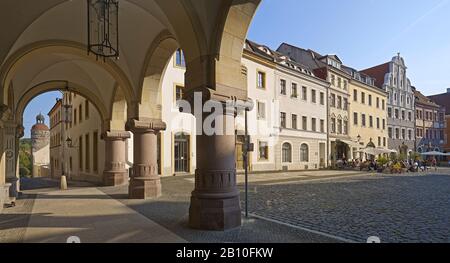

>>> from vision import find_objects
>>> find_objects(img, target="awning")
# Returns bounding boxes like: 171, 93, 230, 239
421, 151, 446, 156
337, 139, 363, 149
363, 147, 393, 155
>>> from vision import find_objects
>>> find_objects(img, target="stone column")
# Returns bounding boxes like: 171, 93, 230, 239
102, 131, 130, 186
189, 101, 242, 231
126, 118, 166, 199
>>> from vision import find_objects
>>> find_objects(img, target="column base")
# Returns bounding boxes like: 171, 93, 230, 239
103, 170, 128, 186
189, 191, 242, 231
129, 176, 161, 199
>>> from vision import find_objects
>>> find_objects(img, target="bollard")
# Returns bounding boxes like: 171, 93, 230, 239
60, 175, 68, 190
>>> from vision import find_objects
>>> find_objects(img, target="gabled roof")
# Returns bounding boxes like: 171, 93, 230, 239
245, 40, 315, 76
414, 89, 440, 108
428, 91, 450, 115
361, 62, 390, 89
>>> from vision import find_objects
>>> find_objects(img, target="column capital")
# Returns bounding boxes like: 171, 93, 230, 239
126, 118, 166, 133
101, 130, 131, 141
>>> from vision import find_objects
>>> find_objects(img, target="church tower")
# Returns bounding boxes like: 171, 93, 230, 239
31, 113, 50, 177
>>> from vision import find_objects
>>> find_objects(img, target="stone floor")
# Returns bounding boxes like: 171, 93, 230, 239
1, 169, 449, 243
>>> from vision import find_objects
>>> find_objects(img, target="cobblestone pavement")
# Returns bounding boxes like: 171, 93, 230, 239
242, 172, 450, 243
101, 176, 342, 243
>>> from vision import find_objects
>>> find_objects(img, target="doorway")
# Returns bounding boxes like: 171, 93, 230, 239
174, 133, 190, 174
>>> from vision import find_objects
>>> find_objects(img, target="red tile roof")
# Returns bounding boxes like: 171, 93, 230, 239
361, 62, 390, 89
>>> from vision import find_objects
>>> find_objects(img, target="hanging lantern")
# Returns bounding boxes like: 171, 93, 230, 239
87, 0, 119, 60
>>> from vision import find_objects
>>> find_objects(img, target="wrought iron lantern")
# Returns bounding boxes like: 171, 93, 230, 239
87, 0, 119, 60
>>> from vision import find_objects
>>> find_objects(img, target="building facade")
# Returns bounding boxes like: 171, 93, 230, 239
48, 99, 64, 179
425, 89, 450, 153
414, 89, 446, 153
241, 41, 329, 172
362, 54, 416, 154
31, 113, 50, 177
343, 66, 389, 158
277, 43, 357, 164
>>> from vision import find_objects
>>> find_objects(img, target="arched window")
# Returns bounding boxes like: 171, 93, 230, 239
300, 144, 309, 162
282, 143, 292, 163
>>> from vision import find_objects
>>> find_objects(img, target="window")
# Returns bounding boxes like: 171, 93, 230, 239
93, 131, 98, 172
280, 112, 286, 128
300, 144, 309, 162
353, 89, 358, 102
396, 128, 400, 139
258, 142, 269, 161
368, 95, 372, 106
343, 120, 348, 135
311, 89, 317, 103
362, 114, 366, 127
282, 143, 292, 163
361, 92, 366, 104
408, 130, 412, 140
330, 74, 335, 86
85, 134, 90, 172
320, 119, 325, 133
312, 118, 317, 132
408, 112, 412, 121
302, 116, 308, 131
343, 98, 348, 110
85, 100, 89, 119
257, 71, 266, 89
292, 114, 298, 129
388, 108, 392, 118
291, 83, 297, 98
402, 129, 406, 140
257, 101, 266, 120
378, 137, 381, 147
376, 97, 380, 108
343, 80, 348, 90
337, 96, 342, 109
354, 112, 358, 125
331, 118, 336, 133
79, 136, 83, 170
175, 49, 186, 67
388, 127, 393, 138
337, 77, 342, 88
377, 118, 380, 129
401, 110, 405, 120
395, 109, 399, 119
79, 104, 82, 123
383, 137, 386, 147
280, 79, 287, 95
337, 119, 343, 134
382, 100, 385, 110
302, 86, 307, 100
330, 94, 336, 107
320, 92, 325, 105
369, 116, 373, 128
175, 85, 183, 101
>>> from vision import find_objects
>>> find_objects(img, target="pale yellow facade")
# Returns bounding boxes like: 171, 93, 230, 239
348, 79, 389, 157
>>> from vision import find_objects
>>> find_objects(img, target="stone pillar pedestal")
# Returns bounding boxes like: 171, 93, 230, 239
189, 105, 241, 230
102, 131, 130, 186
126, 118, 166, 199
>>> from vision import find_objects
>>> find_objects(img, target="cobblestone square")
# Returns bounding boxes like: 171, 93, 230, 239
240, 172, 450, 243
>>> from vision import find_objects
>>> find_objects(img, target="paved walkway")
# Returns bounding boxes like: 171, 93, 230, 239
1, 183, 185, 243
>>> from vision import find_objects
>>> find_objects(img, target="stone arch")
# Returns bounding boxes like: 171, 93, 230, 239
15, 80, 109, 130
138, 31, 180, 119
0, 40, 137, 117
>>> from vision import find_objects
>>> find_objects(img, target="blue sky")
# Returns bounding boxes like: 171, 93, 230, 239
22, 0, 450, 137
248, 0, 450, 95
